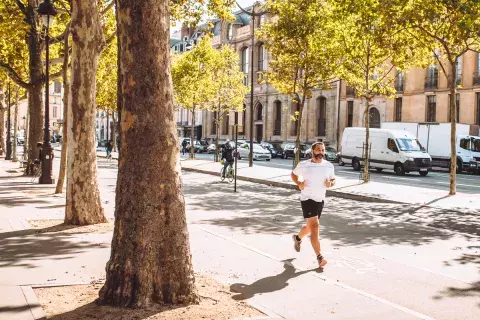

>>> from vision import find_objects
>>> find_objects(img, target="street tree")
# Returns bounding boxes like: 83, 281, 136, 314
0, 0, 69, 174
394, 0, 480, 195
210, 45, 248, 162
98, 0, 235, 308
260, 0, 339, 166
64, 0, 108, 225
328, 0, 424, 182
171, 36, 217, 160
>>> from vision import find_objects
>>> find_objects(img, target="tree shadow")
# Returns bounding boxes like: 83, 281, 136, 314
230, 259, 317, 300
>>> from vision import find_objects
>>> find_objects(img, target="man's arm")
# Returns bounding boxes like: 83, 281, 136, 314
291, 171, 304, 190
325, 165, 336, 188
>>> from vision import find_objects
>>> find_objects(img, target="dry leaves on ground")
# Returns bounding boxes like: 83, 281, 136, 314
28, 219, 115, 234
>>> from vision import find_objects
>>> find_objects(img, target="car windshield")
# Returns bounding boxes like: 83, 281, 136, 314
473, 138, 480, 152
396, 138, 423, 152
326, 147, 336, 152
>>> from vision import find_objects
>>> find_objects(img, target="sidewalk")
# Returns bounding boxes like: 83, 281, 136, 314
180, 159, 480, 211
1, 155, 479, 319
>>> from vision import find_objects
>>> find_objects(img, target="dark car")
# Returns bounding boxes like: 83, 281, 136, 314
260, 142, 284, 158
282, 143, 307, 159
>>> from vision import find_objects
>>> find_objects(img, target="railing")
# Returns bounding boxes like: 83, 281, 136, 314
346, 87, 355, 97
273, 121, 281, 135
317, 119, 326, 136
237, 25, 250, 36
473, 72, 480, 86
424, 76, 438, 90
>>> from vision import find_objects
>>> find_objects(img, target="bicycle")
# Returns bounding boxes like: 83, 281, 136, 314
220, 160, 235, 183
31, 159, 42, 182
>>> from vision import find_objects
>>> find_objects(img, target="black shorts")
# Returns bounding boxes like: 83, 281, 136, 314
301, 199, 324, 219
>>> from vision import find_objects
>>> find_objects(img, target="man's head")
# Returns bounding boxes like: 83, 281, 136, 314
311, 142, 325, 161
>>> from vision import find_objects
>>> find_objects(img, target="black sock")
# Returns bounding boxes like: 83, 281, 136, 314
317, 254, 323, 260
295, 235, 301, 241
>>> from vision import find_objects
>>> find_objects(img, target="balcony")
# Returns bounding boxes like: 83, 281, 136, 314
346, 87, 355, 97
237, 25, 250, 37
211, 35, 221, 46
473, 72, 480, 86
273, 121, 281, 135
424, 76, 438, 90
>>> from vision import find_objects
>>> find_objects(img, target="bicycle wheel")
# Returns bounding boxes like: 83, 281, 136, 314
220, 167, 225, 181
227, 169, 234, 183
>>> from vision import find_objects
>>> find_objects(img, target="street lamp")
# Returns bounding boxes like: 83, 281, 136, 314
5, 82, 12, 160
235, 1, 267, 167
37, 0, 57, 184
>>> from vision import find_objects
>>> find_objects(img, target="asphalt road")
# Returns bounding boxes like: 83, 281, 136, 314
182, 152, 480, 195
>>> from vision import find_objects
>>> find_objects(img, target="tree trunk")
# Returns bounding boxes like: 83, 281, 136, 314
363, 99, 370, 182
0, 85, 5, 156
190, 107, 195, 160
215, 112, 219, 162
24, 102, 29, 160
99, 0, 199, 307
449, 61, 457, 195
294, 95, 306, 167
25, 1, 45, 175
112, 111, 117, 152
56, 26, 71, 194
65, 0, 107, 225
12, 87, 19, 162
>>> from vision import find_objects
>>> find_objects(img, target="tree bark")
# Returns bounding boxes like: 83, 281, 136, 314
99, 0, 199, 307
25, 1, 45, 175
65, 0, 107, 225
12, 87, 19, 162
294, 95, 306, 167
0, 85, 5, 156
363, 99, 371, 182
112, 111, 117, 152
449, 60, 457, 195
190, 107, 195, 159
56, 26, 71, 194
215, 111, 219, 162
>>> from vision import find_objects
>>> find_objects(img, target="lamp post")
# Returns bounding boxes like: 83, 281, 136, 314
235, 1, 266, 167
5, 82, 12, 160
38, 0, 57, 184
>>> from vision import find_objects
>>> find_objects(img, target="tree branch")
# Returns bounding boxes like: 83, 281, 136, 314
101, 1, 115, 15
0, 62, 31, 89
15, 0, 27, 16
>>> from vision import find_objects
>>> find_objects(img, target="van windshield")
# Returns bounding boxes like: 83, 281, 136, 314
396, 138, 424, 152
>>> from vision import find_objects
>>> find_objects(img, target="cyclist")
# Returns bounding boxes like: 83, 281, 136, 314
221, 140, 235, 178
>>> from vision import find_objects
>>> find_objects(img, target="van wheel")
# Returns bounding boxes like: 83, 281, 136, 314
375, 168, 383, 172
419, 171, 428, 176
352, 158, 361, 171
238, 154, 241, 160
456, 159, 463, 174
395, 163, 405, 176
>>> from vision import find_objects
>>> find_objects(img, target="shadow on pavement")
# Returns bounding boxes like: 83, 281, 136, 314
230, 260, 317, 300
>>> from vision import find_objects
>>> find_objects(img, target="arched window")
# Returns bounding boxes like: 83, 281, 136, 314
369, 107, 381, 128
224, 114, 230, 135
241, 47, 249, 73
290, 102, 299, 136
258, 44, 265, 71
317, 97, 327, 136
256, 103, 263, 121
227, 24, 233, 41
274, 101, 281, 135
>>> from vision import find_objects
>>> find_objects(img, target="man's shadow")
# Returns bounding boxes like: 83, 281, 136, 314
230, 259, 317, 300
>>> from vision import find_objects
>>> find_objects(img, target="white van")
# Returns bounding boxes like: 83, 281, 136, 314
341, 127, 432, 176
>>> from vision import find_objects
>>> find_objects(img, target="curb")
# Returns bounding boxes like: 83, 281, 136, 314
181, 167, 403, 204
20, 286, 46, 320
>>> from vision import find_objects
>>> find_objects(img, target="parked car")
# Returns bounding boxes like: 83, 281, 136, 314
237, 142, 271, 161
337, 152, 345, 166
282, 143, 307, 159
305, 145, 337, 162
260, 141, 284, 158
207, 144, 216, 154
197, 141, 208, 153
187, 140, 203, 153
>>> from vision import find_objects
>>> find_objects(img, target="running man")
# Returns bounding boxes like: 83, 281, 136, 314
291, 141, 335, 268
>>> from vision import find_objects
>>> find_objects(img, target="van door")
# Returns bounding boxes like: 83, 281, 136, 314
458, 137, 472, 167
382, 138, 401, 170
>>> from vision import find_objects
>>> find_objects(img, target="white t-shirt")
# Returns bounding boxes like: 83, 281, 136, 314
293, 160, 335, 202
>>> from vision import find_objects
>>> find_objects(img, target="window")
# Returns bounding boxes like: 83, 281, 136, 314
227, 24, 233, 41
53, 106, 57, 118
290, 102, 299, 136
347, 101, 353, 127
241, 47, 249, 85
395, 98, 402, 122
274, 101, 281, 135
54, 81, 61, 94
425, 65, 438, 90
317, 97, 326, 136
460, 138, 472, 151
211, 112, 217, 135
387, 138, 399, 153
257, 44, 265, 72
224, 114, 230, 135
427, 95, 436, 122
369, 107, 381, 128
256, 103, 263, 120
476, 93, 480, 125
448, 94, 460, 122
240, 108, 246, 134
455, 56, 463, 86
396, 138, 423, 152
396, 72, 405, 92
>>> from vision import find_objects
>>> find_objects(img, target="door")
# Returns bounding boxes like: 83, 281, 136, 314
458, 137, 472, 165
384, 137, 401, 170
255, 124, 263, 143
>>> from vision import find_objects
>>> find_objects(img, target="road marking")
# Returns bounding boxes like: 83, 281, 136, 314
195, 225, 437, 320
435, 182, 480, 188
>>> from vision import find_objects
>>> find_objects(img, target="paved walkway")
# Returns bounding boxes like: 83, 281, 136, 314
0, 155, 479, 319
180, 158, 480, 211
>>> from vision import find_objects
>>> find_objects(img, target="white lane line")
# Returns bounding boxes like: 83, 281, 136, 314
435, 182, 480, 188
195, 225, 437, 320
